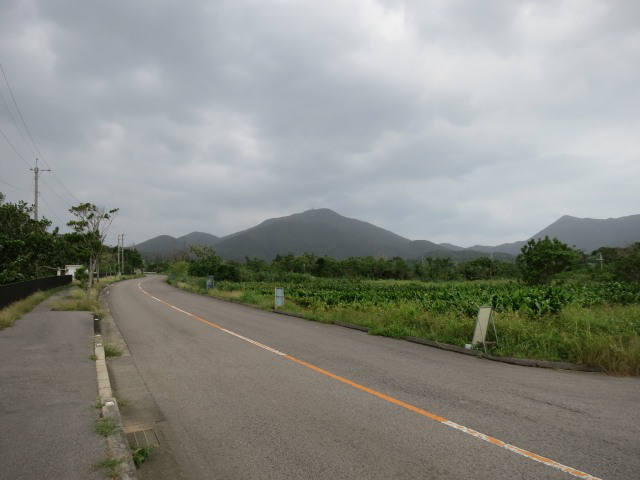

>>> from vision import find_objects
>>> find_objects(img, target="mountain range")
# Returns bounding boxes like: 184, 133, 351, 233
134, 231, 220, 259
469, 214, 640, 255
135, 209, 640, 262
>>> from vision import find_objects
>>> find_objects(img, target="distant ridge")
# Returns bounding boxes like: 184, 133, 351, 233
471, 214, 640, 255
211, 208, 468, 261
135, 209, 640, 261
136, 231, 220, 259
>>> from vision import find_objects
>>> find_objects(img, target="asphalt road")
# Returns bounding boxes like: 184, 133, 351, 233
108, 276, 639, 479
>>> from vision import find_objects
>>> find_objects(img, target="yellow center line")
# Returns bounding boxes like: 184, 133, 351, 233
137, 281, 602, 480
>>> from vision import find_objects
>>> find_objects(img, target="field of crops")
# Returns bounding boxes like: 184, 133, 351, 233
212, 278, 640, 317
169, 274, 640, 374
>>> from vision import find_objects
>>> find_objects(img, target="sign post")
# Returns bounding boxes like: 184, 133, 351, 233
275, 287, 284, 308
472, 306, 498, 353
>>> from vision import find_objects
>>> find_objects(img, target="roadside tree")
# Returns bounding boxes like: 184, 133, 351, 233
67, 203, 118, 298
187, 245, 221, 276
0, 193, 58, 283
516, 237, 581, 284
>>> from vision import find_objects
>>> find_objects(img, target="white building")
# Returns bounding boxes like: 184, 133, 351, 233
65, 265, 84, 279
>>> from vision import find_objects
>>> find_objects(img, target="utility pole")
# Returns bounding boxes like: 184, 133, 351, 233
118, 233, 125, 275
116, 234, 121, 276
117, 234, 122, 276
30, 158, 50, 220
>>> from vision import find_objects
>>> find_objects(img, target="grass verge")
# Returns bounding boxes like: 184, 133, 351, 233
169, 276, 640, 375
94, 457, 124, 479
95, 417, 118, 436
0, 287, 65, 330
51, 275, 141, 318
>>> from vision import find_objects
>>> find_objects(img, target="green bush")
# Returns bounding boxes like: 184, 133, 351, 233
516, 237, 582, 284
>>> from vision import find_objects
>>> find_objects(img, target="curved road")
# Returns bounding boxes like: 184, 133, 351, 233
108, 276, 639, 479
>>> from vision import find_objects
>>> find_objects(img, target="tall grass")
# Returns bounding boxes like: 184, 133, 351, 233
0, 290, 51, 330
51, 275, 141, 316
50, 286, 100, 312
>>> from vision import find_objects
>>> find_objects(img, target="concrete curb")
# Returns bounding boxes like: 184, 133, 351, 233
401, 336, 602, 371
95, 334, 138, 479
186, 284, 603, 373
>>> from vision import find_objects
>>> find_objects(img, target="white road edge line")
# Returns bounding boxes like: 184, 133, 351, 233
139, 282, 286, 356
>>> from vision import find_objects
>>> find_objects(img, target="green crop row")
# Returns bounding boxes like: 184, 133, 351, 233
211, 278, 640, 319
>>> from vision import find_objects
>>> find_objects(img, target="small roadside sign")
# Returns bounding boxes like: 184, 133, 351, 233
206, 276, 215, 290
275, 287, 284, 307
472, 306, 498, 353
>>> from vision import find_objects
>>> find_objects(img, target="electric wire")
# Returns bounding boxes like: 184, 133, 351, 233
0, 63, 40, 159
35, 185, 68, 228
0, 88, 33, 158
0, 177, 26, 191
1, 122, 68, 224
0, 124, 31, 167
38, 198, 67, 228
40, 176, 73, 209
0, 63, 81, 205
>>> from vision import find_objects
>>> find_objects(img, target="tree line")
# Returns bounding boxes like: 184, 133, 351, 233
0, 193, 142, 285
166, 236, 640, 285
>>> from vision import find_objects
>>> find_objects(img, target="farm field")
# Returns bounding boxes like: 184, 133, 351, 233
168, 275, 640, 374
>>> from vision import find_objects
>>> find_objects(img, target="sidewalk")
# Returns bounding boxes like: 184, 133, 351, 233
0, 294, 105, 480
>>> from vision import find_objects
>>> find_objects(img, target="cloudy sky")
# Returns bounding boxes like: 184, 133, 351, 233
1, 0, 638, 247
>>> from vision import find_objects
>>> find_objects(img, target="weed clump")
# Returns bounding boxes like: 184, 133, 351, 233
103, 344, 122, 358
95, 417, 118, 436
94, 457, 124, 479
131, 446, 153, 467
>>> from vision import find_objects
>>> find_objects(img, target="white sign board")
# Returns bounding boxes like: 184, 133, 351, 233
472, 306, 493, 346
275, 287, 284, 307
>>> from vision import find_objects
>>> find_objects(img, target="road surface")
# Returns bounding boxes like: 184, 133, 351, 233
108, 276, 639, 479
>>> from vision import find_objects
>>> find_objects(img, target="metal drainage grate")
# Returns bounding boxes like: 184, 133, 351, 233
126, 428, 160, 449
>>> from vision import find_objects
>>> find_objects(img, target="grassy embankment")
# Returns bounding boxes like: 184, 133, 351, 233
168, 275, 640, 375
0, 287, 68, 330
51, 275, 141, 318
0, 273, 137, 330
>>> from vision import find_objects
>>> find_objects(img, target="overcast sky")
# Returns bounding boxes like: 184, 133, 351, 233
1, 0, 638, 247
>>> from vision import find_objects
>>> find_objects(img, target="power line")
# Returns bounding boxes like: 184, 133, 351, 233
0, 87, 33, 157
0, 63, 81, 205
37, 162, 79, 207
48, 169, 81, 204
0, 124, 31, 167
35, 180, 70, 228
0, 177, 27, 191
36, 191, 67, 228
40, 176, 73, 209
0, 63, 40, 159
40, 161, 81, 204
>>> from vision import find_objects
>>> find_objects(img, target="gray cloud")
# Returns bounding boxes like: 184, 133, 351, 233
1, 0, 638, 247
